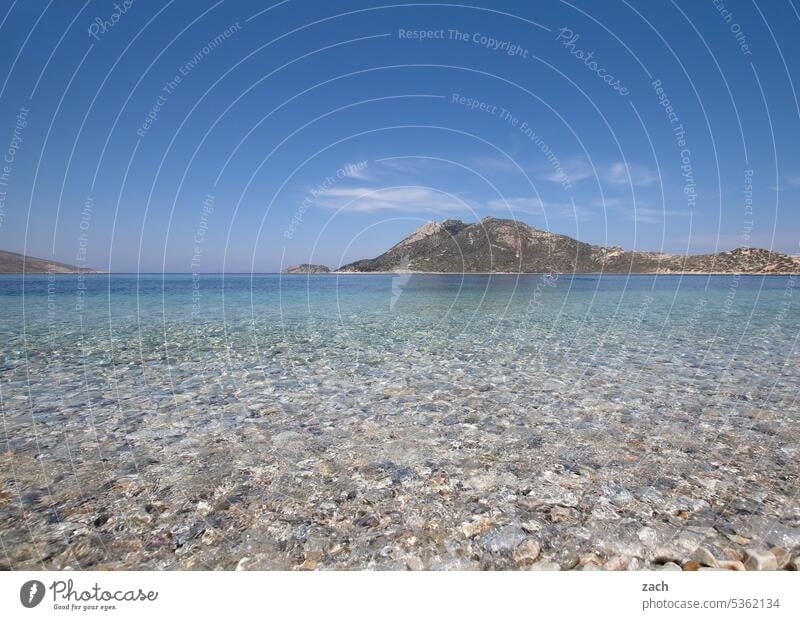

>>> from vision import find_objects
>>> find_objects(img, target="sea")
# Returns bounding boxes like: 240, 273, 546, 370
1, 273, 797, 569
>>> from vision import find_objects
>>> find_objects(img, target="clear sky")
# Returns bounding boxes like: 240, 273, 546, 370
0, 0, 798, 272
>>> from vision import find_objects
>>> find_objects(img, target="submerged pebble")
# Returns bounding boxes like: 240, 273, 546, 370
0, 274, 798, 570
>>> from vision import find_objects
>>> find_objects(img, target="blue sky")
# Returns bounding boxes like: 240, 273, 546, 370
0, 0, 798, 271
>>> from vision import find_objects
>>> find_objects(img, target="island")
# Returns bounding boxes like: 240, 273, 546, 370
337, 217, 800, 274
282, 263, 331, 274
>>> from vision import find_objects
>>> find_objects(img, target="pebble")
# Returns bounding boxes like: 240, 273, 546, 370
406, 557, 424, 571
770, 547, 789, 569
235, 557, 251, 571
716, 560, 745, 571
603, 556, 627, 571
691, 547, 717, 567
529, 561, 562, 571
512, 540, 540, 566
743, 549, 778, 571
478, 525, 526, 554
580, 563, 602, 571
657, 562, 682, 571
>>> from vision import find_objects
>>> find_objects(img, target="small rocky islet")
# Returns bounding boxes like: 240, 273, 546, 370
0, 274, 798, 571
281, 264, 331, 274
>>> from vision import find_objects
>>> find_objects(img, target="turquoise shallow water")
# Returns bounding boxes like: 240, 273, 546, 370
2, 271, 797, 332
1, 273, 798, 569
2, 273, 798, 372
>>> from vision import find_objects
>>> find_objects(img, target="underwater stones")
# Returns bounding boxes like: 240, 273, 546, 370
690, 547, 717, 567
548, 506, 573, 524
477, 525, 526, 554
405, 556, 424, 571
743, 549, 778, 571
524, 485, 580, 509
716, 560, 746, 571
603, 556, 628, 571
3, 282, 799, 571
656, 561, 682, 571
513, 540, 541, 566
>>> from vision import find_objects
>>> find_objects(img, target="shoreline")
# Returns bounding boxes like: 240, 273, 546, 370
319, 271, 800, 276
3, 271, 798, 276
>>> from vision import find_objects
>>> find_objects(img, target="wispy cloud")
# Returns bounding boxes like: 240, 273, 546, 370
341, 161, 371, 180
373, 157, 454, 176
604, 162, 659, 187
470, 156, 524, 173
487, 196, 595, 219
486, 196, 544, 215
316, 186, 469, 213
538, 159, 657, 188
593, 197, 690, 223
628, 207, 691, 224
545, 157, 594, 185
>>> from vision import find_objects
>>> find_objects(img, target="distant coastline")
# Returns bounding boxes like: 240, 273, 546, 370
4, 270, 797, 277
0, 249, 103, 274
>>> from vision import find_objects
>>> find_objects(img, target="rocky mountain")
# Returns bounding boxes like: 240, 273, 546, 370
282, 263, 331, 274
337, 217, 799, 274
0, 250, 102, 273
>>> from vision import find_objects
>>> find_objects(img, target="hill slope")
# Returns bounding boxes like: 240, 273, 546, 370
337, 217, 799, 274
0, 250, 102, 273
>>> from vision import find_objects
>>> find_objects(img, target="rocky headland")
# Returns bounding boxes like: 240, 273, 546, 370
337, 217, 799, 274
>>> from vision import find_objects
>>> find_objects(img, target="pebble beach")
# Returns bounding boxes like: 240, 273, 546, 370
1, 273, 798, 570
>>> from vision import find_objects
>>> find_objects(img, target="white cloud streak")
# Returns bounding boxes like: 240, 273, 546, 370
316, 186, 469, 214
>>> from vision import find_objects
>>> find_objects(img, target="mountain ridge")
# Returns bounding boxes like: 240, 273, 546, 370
337, 217, 800, 274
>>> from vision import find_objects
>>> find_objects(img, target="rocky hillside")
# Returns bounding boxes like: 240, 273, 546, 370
337, 217, 799, 274
0, 250, 102, 273
282, 263, 331, 274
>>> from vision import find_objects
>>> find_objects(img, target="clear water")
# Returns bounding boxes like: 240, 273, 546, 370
1, 274, 798, 569
3, 272, 798, 345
